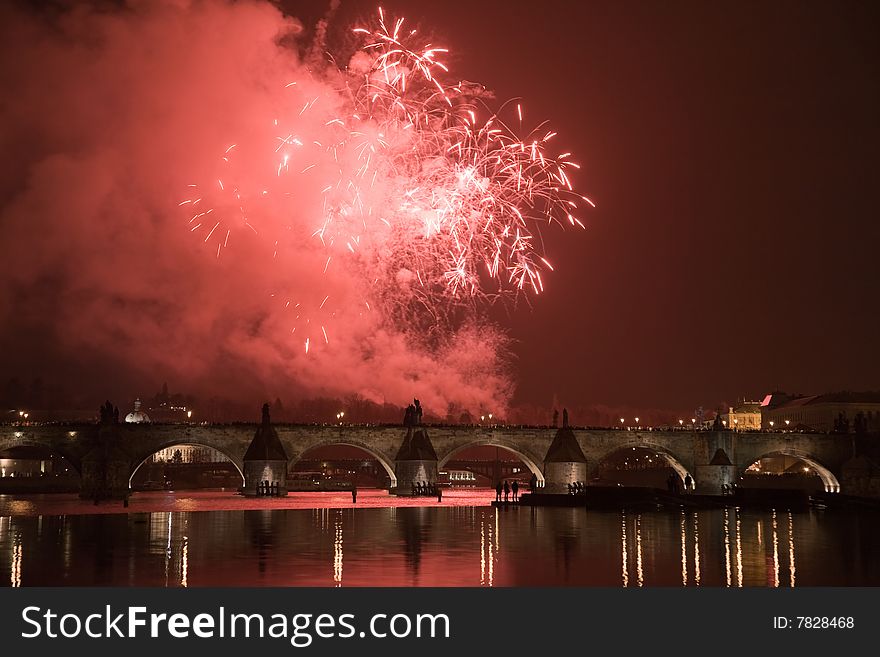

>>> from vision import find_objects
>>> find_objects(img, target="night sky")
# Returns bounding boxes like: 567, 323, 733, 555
1, 0, 878, 418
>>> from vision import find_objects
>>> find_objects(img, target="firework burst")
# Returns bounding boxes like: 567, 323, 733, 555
181, 7, 592, 354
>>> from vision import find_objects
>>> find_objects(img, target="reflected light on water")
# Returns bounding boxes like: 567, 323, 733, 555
181, 535, 188, 588
494, 507, 499, 554
333, 512, 343, 587
723, 510, 731, 587
680, 510, 687, 586
164, 513, 172, 586
635, 515, 643, 587
5, 501, 35, 515
11, 534, 22, 588
788, 512, 796, 587
479, 511, 495, 587
620, 512, 628, 588
735, 508, 743, 587
488, 512, 494, 587
1, 494, 876, 587
480, 521, 486, 586
693, 512, 700, 587
772, 510, 779, 588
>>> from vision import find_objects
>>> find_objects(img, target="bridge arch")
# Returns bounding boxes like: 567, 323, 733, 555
592, 441, 694, 483
0, 434, 82, 475
127, 440, 245, 489
437, 439, 545, 485
288, 440, 398, 488
739, 449, 840, 493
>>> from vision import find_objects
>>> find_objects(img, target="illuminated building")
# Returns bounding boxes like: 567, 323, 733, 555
720, 401, 762, 430
124, 398, 151, 424
760, 391, 880, 432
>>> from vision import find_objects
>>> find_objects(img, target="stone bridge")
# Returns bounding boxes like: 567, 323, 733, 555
1, 419, 867, 497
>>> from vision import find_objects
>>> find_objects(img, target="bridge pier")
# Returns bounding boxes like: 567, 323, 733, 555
694, 434, 737, 495
694, 462, 737, 494
79, 424, 132, 500
542, 413, 587, 493
392, 425, 438, 495
242, 404, 288, 497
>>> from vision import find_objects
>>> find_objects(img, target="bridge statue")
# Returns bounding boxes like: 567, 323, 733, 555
403, 398, 423, 427
99, 400, 119, 425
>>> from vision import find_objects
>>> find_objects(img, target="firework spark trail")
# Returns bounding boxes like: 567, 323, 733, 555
181, 8, 591, 354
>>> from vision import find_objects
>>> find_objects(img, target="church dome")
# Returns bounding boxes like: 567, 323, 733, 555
124, 398, 151, 423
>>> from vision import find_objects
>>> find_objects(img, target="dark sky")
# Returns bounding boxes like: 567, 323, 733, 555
320, 0, 879, 411
1, 0, 878, 418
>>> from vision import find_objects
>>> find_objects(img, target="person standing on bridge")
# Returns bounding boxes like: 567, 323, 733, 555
495, 481, 502, 502
503, 480, 510, 502
511, 480, 519, 502
351, 486, 357, 504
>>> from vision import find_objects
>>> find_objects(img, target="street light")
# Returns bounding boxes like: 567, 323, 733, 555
769, 420, 775, 429
187, 410, 192, 419
679, 419, 684, 427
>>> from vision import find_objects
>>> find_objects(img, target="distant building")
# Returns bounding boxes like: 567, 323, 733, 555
124, 399, 151, 424
760, 391, 880, 432
720, 400, 762, 430
150, 445, 227, 464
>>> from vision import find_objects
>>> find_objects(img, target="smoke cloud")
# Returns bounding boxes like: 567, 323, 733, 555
0, 0, 513, 416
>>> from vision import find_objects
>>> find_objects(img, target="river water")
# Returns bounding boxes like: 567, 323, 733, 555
2, 490, 878, 586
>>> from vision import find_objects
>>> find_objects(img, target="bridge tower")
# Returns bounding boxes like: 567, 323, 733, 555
542, 409, 587, 493
242, 404, 288, 496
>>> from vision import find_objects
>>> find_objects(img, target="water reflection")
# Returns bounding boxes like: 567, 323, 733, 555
772, 510, 779, 588
398, 507, 432, 585
735, 508, 743, 587
181, 535, 188, 588
635, 515, 643, 587
680, 510, 687, 586
480, 512, 493, 587
788, 512, 796, 587
723, 510, 731, 587
620, 512, 628, 587
0, 505, 876, 587
333, 512, 343, 586
247, 510, 276, 576
11, 532, 21, 588
693, 512, 701, 587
